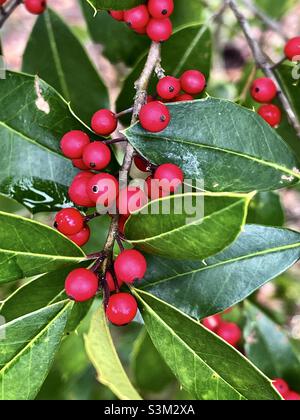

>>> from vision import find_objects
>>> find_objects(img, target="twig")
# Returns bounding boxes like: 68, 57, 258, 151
227, 0, 300, 138
116, 107, 133, 118
0, 0, 22, 28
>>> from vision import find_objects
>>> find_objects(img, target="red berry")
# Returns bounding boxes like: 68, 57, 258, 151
117, 186, 148, 217
118, 215, 129, 235
148, 0, 174, 19
109, 10, 124, 21
180, 70, 206, 95
258, 104, 282, 127
24, 0, 47, 14
106, 293, 138, 326
54, 208, 84, 235
134, 155, 150, 172
154, 163, 184, 193
216, 322, 242, 347
145, 176, 169, 200
68, 173, 95, 208
273, 379, 290, 398
173, 93, 194, 102
114, 249, 147, 284
91, 109, 118, 136
106, 271, 123, 292
285, 391, 300, 401
86, 173, 119, 208
284, 37, 300, 61
72, 158, 90, 170
157, 76, 181, 100
0, 0, 7, 5
147, 95, 155, 103
60, 130, 90, 159
82, 142, 111, 170
134, 26, 147, 35
124, 5, 149, 30
67, 225, 90, 247
65, 268, 98, 302
202, 315, 222, 332
139, 101, 171, 132
250, 78, 277, 103
146, 18, 173, 42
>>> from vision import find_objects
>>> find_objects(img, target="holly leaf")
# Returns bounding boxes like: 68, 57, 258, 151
124, 98, 300, 192
136, 225, 300, 319
86, 0, 144, 11
134, 290, 281, 400
247, 192, 284, 226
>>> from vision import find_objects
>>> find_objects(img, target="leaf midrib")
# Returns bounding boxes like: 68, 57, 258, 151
0, 248, 85, 261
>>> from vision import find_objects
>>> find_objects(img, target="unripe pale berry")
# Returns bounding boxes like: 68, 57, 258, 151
117, 186, 148, 217
273, 379, 290, 398
67, 225, 90, 247
258, 104, 282, 127
154, 163, 184, 193
106, 293, 138, 326
109, 10, 124, 21
148, 0, 174, 19
216, 322, 241, 347
87, 173, 119, 207
114, 249, 147, 284
202, 315, 222, 332
91, 109, 118, 136
180, 70, 206, 95
60, 130, 90, 159
146, 18, 173, 42
82, 142, 111, 170
65, 268, 98, 302
54, 208, 84, 235
72, 158, 90, 170
24, 0, 47, 15
106, 271, 123, 292
250, 78, 277, 103
68, 173, 95, 208
139, 101, 171, 132
124, 5, 149, 30
284, 37, 300, 61
157, 76, 181, 100
173, 93, 194, 102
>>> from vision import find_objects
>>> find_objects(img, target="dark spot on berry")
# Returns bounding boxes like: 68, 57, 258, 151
54, 221, 58, 228
92, 186, 98, 193
255, 87, 260, 92
160, 115, 166, 122
162, 9, 168, 15
169, 86, 175, 92
90, 162, 96, 168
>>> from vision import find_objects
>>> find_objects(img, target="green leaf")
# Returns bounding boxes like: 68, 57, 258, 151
254, 0, 298, 18
84, 305, 142, 400
0, 71, 85, 212
137, 225, 300, 319
0, 211, 85, 284
134, 289, 281, 400
247, 192, 284, 226
86, 0, 143, 11
244, 302, 300, 392
125, 192, 252, 260
124, 98, 300, 192
0, 300, 73, 400
22, 9, 109, 125
117, 24, 211, 122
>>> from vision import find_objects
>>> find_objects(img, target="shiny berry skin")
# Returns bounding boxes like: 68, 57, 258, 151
134, 155, 150, 172
87, 173, 119, 207
154, 163, 184, 193
146, 18, 173, 42
106, 293, 138, 326
65, 268, 98, 302
139, 101, 171, 132
157, 76, 181, 100
258, 104, 282, 127
134, 26, 147, 35
91, 109, 118, 136
285, 391, 300, 400
117, 186, 148, 217
180, 70, 206, 95
68, 225, 91, 247
82, 141, 111, 171
106, 271, 123, 292
109, 10, 124, 21
284, 37, 300, 61
115, 249, 147, 284
60, 130, 90, 159
72, 158, 89, 170
24, 0, 47, 14
68, 173, 95, 208
250, 78, 277, 103
124, 5, 149, 30
148, 0, 174, 19
273, 379, 290, 398
202, 315, 222, 332
173, 93, 194, 102
216, 322, 242, 347
54, 208, 84, 235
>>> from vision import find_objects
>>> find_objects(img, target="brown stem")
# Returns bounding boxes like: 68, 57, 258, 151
116, 107, 134, 118
0, 0, 22, 28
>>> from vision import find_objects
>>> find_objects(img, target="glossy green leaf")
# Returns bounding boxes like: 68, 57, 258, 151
0, 300, 73, 400
134, 289, 281, 400
247, 192, 284, 226
22, 9, 109, 125
117, 24, 211, 122
244, 302, 300, 392
125, 192, 252, 260
0, 211, 85, 284
137, 225, 300, 319
86, 0, 143, 11
84, 306, 142, 400
125, 98, 300, 192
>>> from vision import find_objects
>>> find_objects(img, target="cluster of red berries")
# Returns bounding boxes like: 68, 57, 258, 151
108, 0, 174, 42
202, 312, 242, 348
273, 378, 300, 401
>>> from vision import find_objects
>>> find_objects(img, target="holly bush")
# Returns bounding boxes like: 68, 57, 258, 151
0, 0, 300, 401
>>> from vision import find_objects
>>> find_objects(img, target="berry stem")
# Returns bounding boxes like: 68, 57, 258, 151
116, 235, 125, 252
115, 108, 134, 118
103, 137, 127, 145
0, 0, 22, 28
